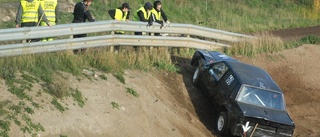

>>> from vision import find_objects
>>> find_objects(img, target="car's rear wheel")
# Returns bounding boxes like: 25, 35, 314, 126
215, 111, 228, 135
192, 67, 201, 86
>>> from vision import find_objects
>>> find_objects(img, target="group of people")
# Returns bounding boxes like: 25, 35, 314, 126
15, 0, 58, 42
107, 1, 170, 36
15, 0, 169, 43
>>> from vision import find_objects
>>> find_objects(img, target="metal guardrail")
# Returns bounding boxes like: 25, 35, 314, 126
0, 20, 254, 57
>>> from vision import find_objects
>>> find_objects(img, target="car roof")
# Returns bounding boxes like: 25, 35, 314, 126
224, 60, 283, 92
203, 50, 238, 62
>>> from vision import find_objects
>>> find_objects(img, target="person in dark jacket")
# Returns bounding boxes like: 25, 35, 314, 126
72, 0, 95, 37
150, 0, 170, 36
72, 0, 95, 53
134, 2, 153, 35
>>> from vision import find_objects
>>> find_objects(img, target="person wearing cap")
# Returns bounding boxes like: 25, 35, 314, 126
150, 0, 170, 36
108, 2, 131, 34
133, 2, 153, 35
72, 0, 95, 53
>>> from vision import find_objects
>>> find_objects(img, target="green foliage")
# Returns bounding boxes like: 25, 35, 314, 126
111, 102, 120, 110
99, 74, 108, 80
126, 87, 139, 97
298, 0, 314, 7
0, 120, 10, 137
224, 33, 287, 56
51, 98, 66, 113
113, 73, 125, 84
21, 114, 45, 134
300, 35, 320, 44
24, 107, 34, 114
0, 100, 11, 137
70, 88, 86, 108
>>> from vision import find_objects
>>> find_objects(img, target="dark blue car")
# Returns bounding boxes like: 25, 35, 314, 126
191, 50, 295, 137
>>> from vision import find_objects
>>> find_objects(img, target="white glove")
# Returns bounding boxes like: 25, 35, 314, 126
166, 20, 171, 27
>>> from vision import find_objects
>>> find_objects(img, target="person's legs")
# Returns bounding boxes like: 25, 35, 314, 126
40, 21, 56, 41
21, 22, 40, 42
73, 34, 88, 54
114, 32, 124, 52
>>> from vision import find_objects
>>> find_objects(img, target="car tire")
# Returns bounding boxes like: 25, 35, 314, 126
192, 67, 201, 86
215, 111, 228, 136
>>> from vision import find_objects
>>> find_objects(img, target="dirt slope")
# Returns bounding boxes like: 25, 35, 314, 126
5, 44, 318, 137
5, 70, 213, 137
270, 25, 320, 41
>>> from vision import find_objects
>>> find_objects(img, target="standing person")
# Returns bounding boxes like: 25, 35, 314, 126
151, 0, 170, 36
133, 2, 153, 35
40, 0, 59, 41
72, 0, 95, 53
72, 0, 95, 38
15, 0, 51, 42
108, 2, 131, 34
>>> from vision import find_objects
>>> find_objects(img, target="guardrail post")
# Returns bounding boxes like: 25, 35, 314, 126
110, 31, 115, 52
150, 33, 154, 51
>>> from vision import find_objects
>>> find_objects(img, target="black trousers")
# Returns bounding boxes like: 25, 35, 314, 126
21, 22, 40, 42
73, 34, 88, 54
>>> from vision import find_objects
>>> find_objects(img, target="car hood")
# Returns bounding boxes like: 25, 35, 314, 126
238, 102, 295, 127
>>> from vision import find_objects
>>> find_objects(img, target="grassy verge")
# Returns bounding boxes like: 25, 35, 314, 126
224, 32, 320, 57
2, 0, 320, 32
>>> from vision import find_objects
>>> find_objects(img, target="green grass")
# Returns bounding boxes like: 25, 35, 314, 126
111, 102, 120, 110
70, 88, 86, 108
113, 73, 125, 84
125, 87, 139, 97
63, 0, 320, 33
51, 98, 66, 113
2, 0, 320, 32
99, 74, 108, 80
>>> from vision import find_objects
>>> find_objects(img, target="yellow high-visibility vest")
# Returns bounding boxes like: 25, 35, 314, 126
114, 9, 128, 34
115, 9, 128, 21
133, 7, 151, 21
21, 0, 41, 23
40, 0, 57, 22
151, 8, 161, 21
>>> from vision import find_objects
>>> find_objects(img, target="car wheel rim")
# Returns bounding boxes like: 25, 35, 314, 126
193, 68, 199, 82
217, 115, 224, 131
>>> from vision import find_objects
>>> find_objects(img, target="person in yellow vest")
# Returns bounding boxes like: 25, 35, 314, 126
150, 0, 170, 36
133, 2, 153, 35
15, 0, 51, 42
108, 2, 131, 34
40, 0, 59, 41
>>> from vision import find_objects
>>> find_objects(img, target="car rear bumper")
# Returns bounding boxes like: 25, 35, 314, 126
231, 122, 294, 137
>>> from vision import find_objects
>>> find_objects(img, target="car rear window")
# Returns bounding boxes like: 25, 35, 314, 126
236, 85, 285, 110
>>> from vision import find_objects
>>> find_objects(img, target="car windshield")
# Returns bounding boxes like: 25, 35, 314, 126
236, 85, 285, 111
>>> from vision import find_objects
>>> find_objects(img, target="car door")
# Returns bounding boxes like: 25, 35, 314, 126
214, 71, 235, 106
210, 62, 234, 105
204, 62, 229, 99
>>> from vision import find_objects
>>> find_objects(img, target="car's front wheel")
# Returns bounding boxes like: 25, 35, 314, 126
192, 67, 201, 86
215, 111, 229, 135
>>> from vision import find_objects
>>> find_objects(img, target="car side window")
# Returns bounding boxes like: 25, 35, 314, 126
209, 62, 229, 81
